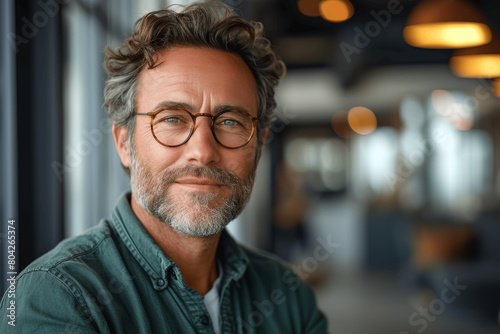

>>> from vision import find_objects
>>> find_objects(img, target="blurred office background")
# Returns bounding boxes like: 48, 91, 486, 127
2, 0, 500, 332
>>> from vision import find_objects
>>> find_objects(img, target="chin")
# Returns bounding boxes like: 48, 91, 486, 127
175, 188, 230, 209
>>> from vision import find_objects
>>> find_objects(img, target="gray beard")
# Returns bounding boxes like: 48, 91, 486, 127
129, 150, 255, 237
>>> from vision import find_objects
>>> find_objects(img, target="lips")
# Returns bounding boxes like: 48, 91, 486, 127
175, 177, 224, 186
173, 177, 227, 193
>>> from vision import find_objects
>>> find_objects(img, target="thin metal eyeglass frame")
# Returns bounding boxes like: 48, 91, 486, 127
135, 107, 260, 149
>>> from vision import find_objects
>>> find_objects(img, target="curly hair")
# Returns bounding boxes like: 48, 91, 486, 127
103, 0, 286, 172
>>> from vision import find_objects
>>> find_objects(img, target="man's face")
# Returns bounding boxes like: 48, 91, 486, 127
129, 47, 259, 237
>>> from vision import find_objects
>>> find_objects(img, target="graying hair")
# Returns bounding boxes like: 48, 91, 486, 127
103, 0, 286, 175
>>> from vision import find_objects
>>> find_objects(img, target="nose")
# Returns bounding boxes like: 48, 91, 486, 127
182, 115, 221, 165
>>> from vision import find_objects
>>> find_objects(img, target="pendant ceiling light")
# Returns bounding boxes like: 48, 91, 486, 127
450, 33, 500, 78
404, 0, 492, 49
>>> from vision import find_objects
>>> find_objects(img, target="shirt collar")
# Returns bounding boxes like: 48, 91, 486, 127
217, 229, 249, 281
111, 192, 249, 289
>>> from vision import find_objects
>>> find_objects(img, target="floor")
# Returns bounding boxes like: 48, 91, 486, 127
314, 270, 500, 334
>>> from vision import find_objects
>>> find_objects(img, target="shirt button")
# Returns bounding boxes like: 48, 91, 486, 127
157, 279, 165, 286
200, 315, 209, 325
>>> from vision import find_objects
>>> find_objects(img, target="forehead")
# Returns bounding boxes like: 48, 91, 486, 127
136, 47, 258, 115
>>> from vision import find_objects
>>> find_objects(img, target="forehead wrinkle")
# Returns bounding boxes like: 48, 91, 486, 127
140, 70, 189, 94
150, 101, 195, 114
138, 47, 258, 117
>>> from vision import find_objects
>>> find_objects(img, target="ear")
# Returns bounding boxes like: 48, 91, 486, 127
112, 122, 131, 169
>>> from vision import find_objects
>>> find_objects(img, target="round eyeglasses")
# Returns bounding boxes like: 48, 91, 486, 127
135, 107, 260, 149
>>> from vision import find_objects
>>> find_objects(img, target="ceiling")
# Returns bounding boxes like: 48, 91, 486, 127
244, 0, 500, 120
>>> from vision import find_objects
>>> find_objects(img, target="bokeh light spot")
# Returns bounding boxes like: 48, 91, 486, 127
319, 0, 354, 23
347, 107, 377, 135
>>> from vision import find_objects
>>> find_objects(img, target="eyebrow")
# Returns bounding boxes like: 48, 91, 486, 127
150, 101, 194, 114
150, 101, 254, 116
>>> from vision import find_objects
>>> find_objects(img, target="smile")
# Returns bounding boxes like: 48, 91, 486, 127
174, 178, 226, 192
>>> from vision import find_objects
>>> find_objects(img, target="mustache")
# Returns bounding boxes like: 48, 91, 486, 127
160, 164, 241, 187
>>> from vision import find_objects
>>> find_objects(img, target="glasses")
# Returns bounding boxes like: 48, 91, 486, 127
135, 107, 260, 149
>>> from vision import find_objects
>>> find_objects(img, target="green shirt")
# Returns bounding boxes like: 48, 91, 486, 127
0, 193, 327, 333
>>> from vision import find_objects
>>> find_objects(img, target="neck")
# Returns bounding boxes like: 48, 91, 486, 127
131, 194, 220, 297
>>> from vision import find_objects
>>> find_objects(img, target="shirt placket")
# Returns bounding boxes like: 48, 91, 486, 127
168, 267, 216, 334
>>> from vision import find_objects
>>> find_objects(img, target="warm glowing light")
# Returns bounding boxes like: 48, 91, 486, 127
405, 0, 491, 49
347, 107, 377, 135
320, 0, 354, 23
493, 79, 500, 98
431, 90, 454, 115
297, 0, 321, 17
450, 55, 500, 78
404, 23, 491, 48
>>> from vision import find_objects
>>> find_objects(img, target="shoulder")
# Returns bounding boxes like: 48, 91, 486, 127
0, 220, 119, 331
239, 244, 293, 276
240, 244, 289, 268
0, 223, 118, 333
238, 244, 304, 292
18, 219, 116, 278
237, 245, 329, 333
0, 268, 96, 332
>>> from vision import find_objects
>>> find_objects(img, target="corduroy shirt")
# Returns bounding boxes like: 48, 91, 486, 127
0, 193, 327, 333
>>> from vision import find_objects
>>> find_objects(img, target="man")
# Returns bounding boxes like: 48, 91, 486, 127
0, 1, 327, 333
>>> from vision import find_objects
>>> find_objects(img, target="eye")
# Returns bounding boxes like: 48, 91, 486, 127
219, 119, 239, 126
165, 117, 181, 123
154, 111, 191, 126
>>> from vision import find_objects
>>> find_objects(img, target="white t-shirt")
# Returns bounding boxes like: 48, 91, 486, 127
203, 261, 223, 334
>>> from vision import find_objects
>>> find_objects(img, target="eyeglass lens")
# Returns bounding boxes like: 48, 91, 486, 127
152, 109, 255, 148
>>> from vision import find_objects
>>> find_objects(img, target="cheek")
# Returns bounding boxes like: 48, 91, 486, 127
134, 128, 182, 171
226, 148, 257, 177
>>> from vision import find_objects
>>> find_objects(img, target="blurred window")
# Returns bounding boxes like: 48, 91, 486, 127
351, 127, 398, 199
427, 91, 492, 219
62, 0, 164, 236
349, 92, 492, 219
